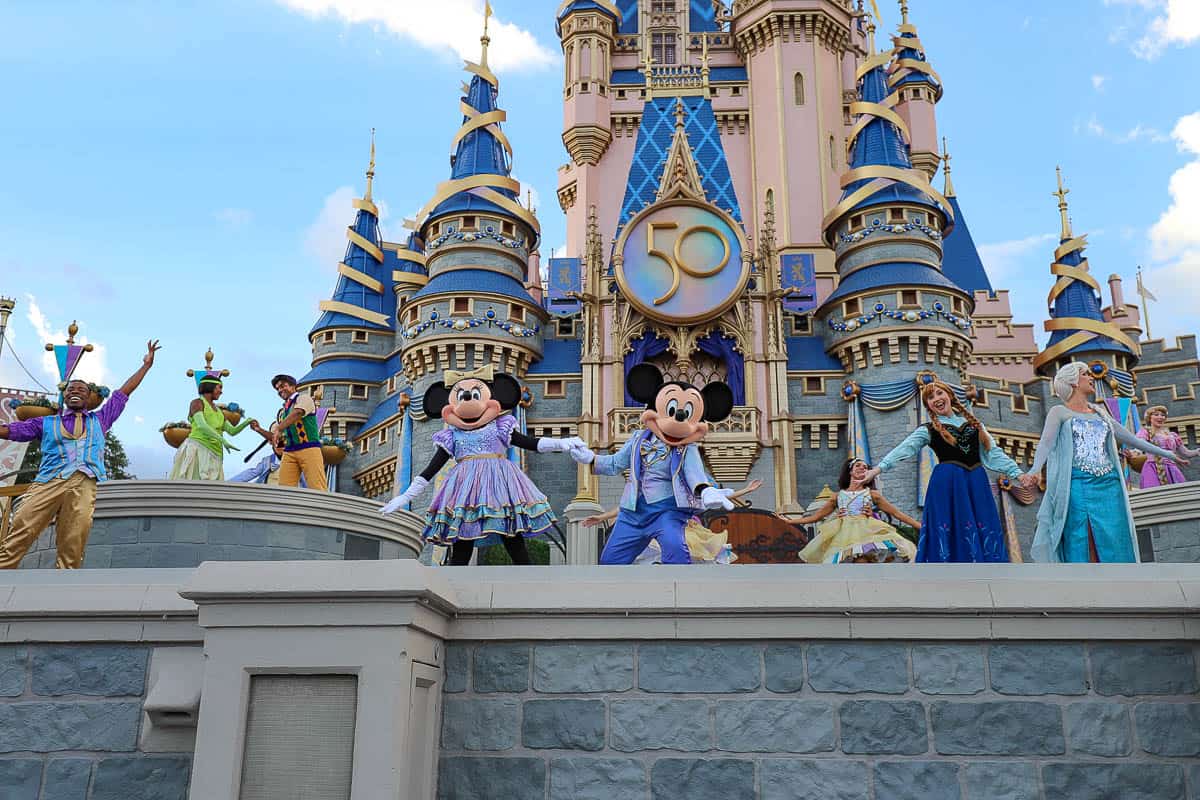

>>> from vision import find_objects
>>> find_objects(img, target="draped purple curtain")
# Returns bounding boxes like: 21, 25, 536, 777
623, 332, 670, 405
697, 331, 745, 405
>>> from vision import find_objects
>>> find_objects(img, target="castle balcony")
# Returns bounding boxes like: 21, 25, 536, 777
10, 480, 423, 569
1130, 480, 1200, 563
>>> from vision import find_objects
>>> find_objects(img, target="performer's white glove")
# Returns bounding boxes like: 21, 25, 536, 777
537, 436, 587, 454
700, 486, 736, 510
380, 476, 429, 514
569, 445, 596, 465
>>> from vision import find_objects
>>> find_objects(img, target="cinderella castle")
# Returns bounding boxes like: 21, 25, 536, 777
297, 0, 1199, 559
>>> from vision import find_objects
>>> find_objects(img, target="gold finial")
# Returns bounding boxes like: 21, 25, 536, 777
941, 136, 956, 198
701, 32, 710, 84
364, 127, 376, 202
67, 321, 79, 345
186, 347, 230, 379
1053, 165, 1072, 240
899, 0, 909, 26
673, 96, 686, 131
480, 0, 493, 68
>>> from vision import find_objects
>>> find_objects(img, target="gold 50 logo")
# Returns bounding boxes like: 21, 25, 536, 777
616, 201, 749, 325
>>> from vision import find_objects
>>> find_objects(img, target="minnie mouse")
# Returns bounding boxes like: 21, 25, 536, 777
570, 363, 737, 564
381, 365, 584, 565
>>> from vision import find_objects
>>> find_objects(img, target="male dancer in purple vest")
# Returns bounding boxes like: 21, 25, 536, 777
0, 340, 159, 568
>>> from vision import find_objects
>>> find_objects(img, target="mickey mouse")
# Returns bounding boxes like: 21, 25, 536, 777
381, 365, 584, 566
570, 363, 737, 564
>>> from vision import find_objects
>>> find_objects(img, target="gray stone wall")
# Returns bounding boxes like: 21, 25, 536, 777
0, 645, 191, 799
20, 517, 384, 570
439, 639, 1200, 800
1141, 516, 1200, 562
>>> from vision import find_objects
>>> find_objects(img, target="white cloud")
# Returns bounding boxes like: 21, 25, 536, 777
134, 415, 145, 424
978, 233, 1058, 283
1091, 74, 1108, 91
275, 0, 555, 72
1106, 0, 1200, 59
214, 207, 254, 227
1079, 114, 1169, 144
304, 186, 358, 267
1139, 111, 1200, 341
26, 295, 110, 387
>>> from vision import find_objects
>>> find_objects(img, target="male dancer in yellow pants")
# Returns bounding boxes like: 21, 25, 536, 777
0, 340, 160, 568
249, 374, 328, 491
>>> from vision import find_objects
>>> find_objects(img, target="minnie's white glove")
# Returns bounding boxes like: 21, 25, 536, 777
380, 476, 429, 514
700, 486, 736, 510
537, 436, 587, 454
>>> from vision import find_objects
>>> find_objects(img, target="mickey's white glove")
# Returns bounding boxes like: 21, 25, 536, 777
700, 486, 736, 510
380, 476, 429, 514
537, 436, 587, 454
570, 445, 596, 465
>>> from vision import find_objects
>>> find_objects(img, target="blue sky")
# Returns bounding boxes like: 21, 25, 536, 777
0, 0, 1197, 478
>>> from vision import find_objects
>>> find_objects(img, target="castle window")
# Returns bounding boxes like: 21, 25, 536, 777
352, 330, 368, 344
952, 297, 966, 315
502, 221, 514, 237
709, 87, 718, 97
793, 73, 805, 106
651, 32, 676, 65
452, 298, 472, 316
829, 135, 837, 169
461, 216, 476, 231
556, 316, 577, 337
804, 377, 824, 394
843, 104, 852, 125
359, 437, 369, 455
843, 298, 862, 317
350, 384, 368, 400
580, 81, 590, 93
651, 0, 676, 10
580, 42, 591, 78
617, 89, 627, 99
789, 314, 812, 336
598, 84, 607, 97
322, 331, 336, 344
889, 208, 905, 222
731, 86, 741, 96
509, 304, 525, 323
406, 306, 419, 325
545, 379, 566, 398
849, 214, 863, 231
377, 427, 388, 446
900, 290, 920, 307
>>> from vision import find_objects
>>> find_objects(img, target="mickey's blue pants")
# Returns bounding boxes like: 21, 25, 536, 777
599, 495, 693, 565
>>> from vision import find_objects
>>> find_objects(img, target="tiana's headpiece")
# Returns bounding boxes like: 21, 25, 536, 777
187, 347, 230, 389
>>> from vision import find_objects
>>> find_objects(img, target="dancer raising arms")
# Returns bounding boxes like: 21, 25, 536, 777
796, 458, 918, 564
860, 380, 1031, 563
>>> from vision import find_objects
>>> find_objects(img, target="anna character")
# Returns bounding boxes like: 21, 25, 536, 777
1133, 405, 1197, 488
796, 459, 918, 563
380, 366, 585, 565
861, 380, 1030, 563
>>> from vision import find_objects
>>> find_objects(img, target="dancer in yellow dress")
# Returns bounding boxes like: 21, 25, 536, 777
797, 459, 918, 563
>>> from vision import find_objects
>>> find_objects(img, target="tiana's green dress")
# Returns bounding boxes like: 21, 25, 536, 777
169, 400, 250, 480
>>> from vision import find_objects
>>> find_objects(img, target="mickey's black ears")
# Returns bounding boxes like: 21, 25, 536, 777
491, 373, 522, 410
423, 383, 451, 418
700, 382, 734, 422
627, 363, 665, 407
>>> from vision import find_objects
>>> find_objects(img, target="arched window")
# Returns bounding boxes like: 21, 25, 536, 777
565, 45, 573, 83
829, 135, 837, 169
793, 73, 805, 105
580, 41, 591, 78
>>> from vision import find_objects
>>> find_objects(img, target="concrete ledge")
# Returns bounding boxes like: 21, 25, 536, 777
1130, 480, 1200, 526
4, 562, 1199, 643
94, 480, 424, 555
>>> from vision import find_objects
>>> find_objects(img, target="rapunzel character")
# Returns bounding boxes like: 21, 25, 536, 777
569, 363, 738, 565
582, 480, 762, 564
796, 459, 918, 563
1030, 363, 1186, 563
379, 366, 584, 566
1133, 405, 1197, 488
169, 370, 253, 480
861, 380, 1030, 563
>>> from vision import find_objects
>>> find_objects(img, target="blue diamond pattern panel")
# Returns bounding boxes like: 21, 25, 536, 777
616, 95, 744, 235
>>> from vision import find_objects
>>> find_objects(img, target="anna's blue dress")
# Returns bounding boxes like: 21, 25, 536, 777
878, 416, 1024, 563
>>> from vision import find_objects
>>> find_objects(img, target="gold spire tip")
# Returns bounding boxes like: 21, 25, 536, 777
364, 128, 376, 202
941, 137, 955, 197
1053, 165, 1072, 238
480, 0, 493, 66
899, 0, 909, 26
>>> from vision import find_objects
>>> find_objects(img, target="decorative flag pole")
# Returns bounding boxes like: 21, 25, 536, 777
1136, 266, 1156, 342
44, 321, 95, 400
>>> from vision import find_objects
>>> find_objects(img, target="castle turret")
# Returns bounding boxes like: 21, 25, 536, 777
888, 0, 942, 178
816, 32, 969, 511
302, 131, 396, 463
398, 5, 545, 388
938, 139, 991, 295
1032, 167, 1141, 394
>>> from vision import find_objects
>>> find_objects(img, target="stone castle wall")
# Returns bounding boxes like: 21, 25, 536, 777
439, 639, 1200, 800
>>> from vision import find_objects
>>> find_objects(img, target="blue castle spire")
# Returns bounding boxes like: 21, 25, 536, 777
1034, 167, 1139, 376
938, 139, 992, 294
312, 130, 395, 334
888, 0, 942, 98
